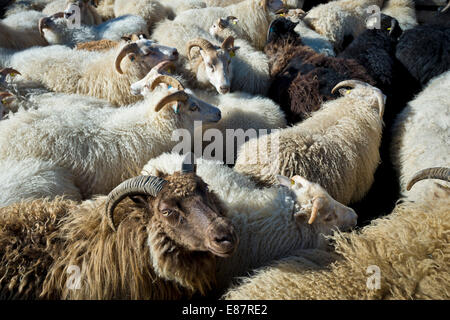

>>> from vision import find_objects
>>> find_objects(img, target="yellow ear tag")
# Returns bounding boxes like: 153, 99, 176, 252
1, 99, 5, 104
290, 179, 295, 185
346, 90, 351, 94
10, 73, 16, 77
230, 51, 235, 58
387, 27, 391, 31
280, 13, 285, 17
232, 21, 237, 25
167, 68, 172, 74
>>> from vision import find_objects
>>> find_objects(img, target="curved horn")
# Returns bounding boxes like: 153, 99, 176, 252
186, 38, 216, 61
105, 175, 167, 231
0, 92, 13, 101
308, 198, 323, 224
331, 80, 369, 94
181, 153, 197, 174
115, 42, 140, 74
406, 167, 450, 191
150, 75, 185, 91
221, 36, 235, 51
332, 80, 385, 118
440, 2, 450, 13
154, 90, 189, 112
0, 68, 21, 80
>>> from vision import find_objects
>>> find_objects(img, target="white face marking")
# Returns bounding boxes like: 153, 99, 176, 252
200, 50, 232, 95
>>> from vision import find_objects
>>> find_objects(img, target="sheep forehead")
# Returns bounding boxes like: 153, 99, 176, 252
162, 173, 203, 199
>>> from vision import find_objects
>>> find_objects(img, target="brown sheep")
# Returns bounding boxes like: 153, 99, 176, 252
265, 17, 374, 125
0, 159, 238, 300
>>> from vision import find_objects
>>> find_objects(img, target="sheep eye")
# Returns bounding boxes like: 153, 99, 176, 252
162, 209, 173, 217
189, 104, 199, 112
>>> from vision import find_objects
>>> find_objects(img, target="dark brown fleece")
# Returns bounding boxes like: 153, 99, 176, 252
265, 29, 374, 125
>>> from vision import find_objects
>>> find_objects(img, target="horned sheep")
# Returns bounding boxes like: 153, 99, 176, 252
38, 12, 148, 47
0, 159, 238, 299
0, 10, 48, 50
3, 38, 178, 106
141, 152, 358, 289
0, 74, 221, 204
42, 0, 103, 25
234, 80, 385, 206
391, 70, 450, 203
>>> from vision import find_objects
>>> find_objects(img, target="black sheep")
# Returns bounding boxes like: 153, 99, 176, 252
265, 17, 374, 125
396, 24, 450, 87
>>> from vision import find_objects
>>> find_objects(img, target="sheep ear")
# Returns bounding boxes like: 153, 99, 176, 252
277, 175, 294, 188
227, 16, 239, 24
291, 175, 309, 188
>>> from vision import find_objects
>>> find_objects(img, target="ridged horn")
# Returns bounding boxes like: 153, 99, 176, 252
221, 36, 235, 51
332, 80, 384, 118
186, 38, 216, 61
440, 2, 450, 13
150, 75, 184, 91
406, 167, 450, 191
115, 42, 140, 74
181, 152, 197, 174
154, 90, 189, 112
153, 60, 175, 74
308, 198, 323, 224
105, 175, 167, 231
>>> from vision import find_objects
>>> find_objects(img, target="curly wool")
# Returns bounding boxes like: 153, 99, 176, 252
224, 199, 450, 300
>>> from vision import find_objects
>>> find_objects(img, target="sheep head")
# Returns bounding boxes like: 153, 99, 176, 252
278, 175, 357, 231
209, 16, 239, 39
115, 39, 179, 75
105, 154, 238, 259
266, 17, 300, 45
38, 12, 66, 44
63, 0, 98, 25
332, 80, 386, 118
406, 167, 450, 191
377, 14, 403, 39
187, 37, 237, 94
130, 60, 177, 96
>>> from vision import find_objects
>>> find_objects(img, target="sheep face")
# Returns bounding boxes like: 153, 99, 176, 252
150, 171, 238, 258
39, 14, 70, 45
115, 39, 179, 75
199, 48, 233, 94
278, 175, 357, 232
209, 16, 239, 39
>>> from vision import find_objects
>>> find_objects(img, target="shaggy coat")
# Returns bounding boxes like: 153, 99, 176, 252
381, 0, 417, 30
0, 88, 200, 202
395, 25, 450, 87
0, 173, 225, 299
391, 71, 450, 203
265, 18, 374, 124
5, 44, 154, 106
43, 0, 103, 25
223, 199, 450, 300
114, 0, 173, 31
0, 10, 48, 50
142, 153, 357, 290
168, 0, 277, 50
234, 82, 384, 205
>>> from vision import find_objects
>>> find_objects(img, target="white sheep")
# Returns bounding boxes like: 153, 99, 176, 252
391, 70, 450, 203
0, 10, 48, 50
381, 0, 418, 31
2, 0, 52, 17
114, 0, 173, 30
234, 80, 386, 206
3, 38, 178, 106
43, 0, 103, 25
304, 0, 385, 51
141, 152, 358, 289
168, 0, 286, 50
39, 12, 148, 47
0, 75, 222, 205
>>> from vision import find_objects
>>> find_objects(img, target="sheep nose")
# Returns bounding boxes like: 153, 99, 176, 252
219, 86, 230, 94
170, 49, 178, 60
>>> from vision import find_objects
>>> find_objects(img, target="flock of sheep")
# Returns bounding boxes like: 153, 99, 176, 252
0, 0, 448, 300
